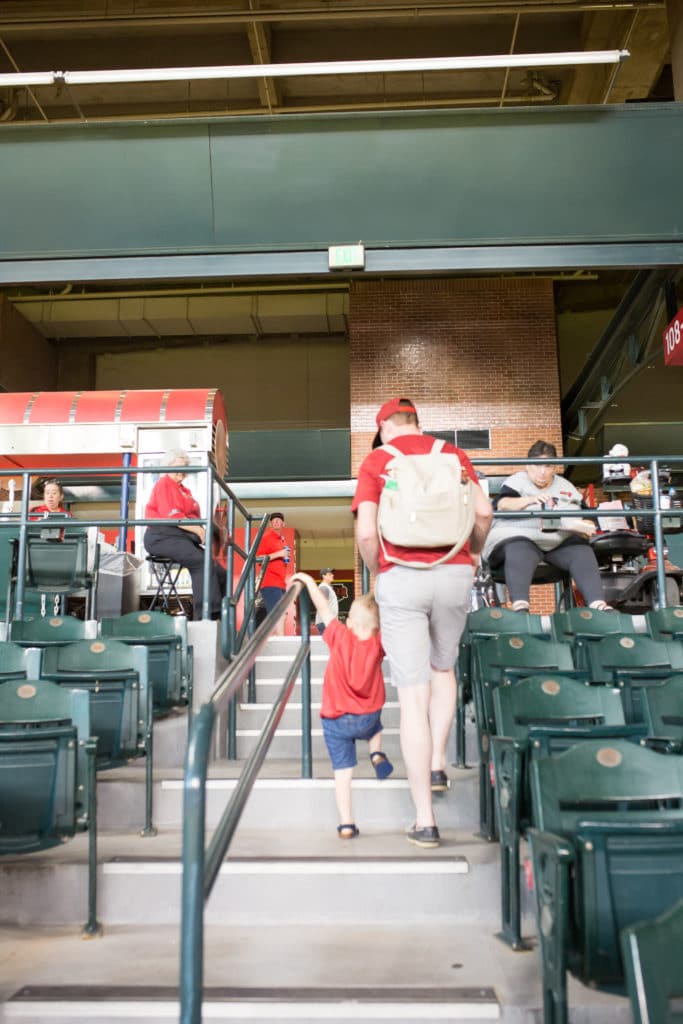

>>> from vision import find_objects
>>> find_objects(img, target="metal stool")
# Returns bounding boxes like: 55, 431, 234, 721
146, 556, 189, 616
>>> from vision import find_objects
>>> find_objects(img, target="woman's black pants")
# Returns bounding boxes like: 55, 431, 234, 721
498, 537, 605, 605
144, 525, 226, 620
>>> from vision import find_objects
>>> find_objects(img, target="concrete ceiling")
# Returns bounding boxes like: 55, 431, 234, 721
0, 0, 672, 124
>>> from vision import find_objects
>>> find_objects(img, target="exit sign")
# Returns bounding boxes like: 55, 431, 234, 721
328, 243, 365, 271
663, 308, 683, 366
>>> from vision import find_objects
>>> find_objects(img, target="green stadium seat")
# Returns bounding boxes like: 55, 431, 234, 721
639, 673, 683, 754
455, 608, 548, 767
587, 634, 683, 724
528, 740, 683, 1024
0, 526, 42, 624
39, 638, 156, 835
551, 607, 642, 672
10, 526, 99, 620
647, 605, 683, 642
0, 677, 100, 935
491, 675, 644, 949
621, 897, 683, 1024
9, 614, 88, 646
471, 634, 576, 840
0, 640, 42, 681
100, 610, 192, 713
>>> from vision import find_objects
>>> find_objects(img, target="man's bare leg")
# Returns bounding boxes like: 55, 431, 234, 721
397, 682, 435, 827
429, 667, 457, 773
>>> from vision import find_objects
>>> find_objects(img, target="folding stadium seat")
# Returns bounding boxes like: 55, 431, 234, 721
455, 607, 548, 767
100, 609, 193, 714
0, 640, 41, 681
0, 678, 100, 935
621, 898, 683, 1024
639, 673, 683, 754
528, 740, 683, 1024
9, 526, 99, 620
9, 613, 88, 647
551, 606, 642, 672
39, 638, 155, 834
470, 634, 576, 840
586, 634, 683, 723
646, 604, 683, 642
491, 675, 644, 949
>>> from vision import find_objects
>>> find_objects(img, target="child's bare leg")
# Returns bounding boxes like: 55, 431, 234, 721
368, 732, 382, 757
333, 767, 354, 825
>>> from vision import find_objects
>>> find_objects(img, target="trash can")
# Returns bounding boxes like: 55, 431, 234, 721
96, 551, 143, 618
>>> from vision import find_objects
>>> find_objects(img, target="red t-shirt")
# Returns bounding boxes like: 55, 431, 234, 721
145, 476, 201, 521
352, 433, 479, 573
257, 527, 287, 589
320, 619, 385, 719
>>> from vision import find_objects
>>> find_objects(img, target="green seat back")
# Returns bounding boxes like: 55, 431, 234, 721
99, 611, 187, 710
25, 530, 89, 593
641, 674, 683, 745
621, 898, 683, 1024
472, 634, 575, 736
493, 673, 626, 742
552, 608, 641, 671
647, 605, 683, 641
0, 679, 92, 853
0, 640, 41, 681
530, 740, 683, 988
587, 635, 683, 723
9, 615, 87, 647
459, 607, 547, 685
40, 639, 148, 768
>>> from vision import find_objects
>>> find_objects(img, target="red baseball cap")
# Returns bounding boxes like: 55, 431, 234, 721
372, 397, 418, 448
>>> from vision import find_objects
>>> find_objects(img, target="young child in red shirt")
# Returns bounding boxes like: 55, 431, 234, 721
292, 572, 393, 839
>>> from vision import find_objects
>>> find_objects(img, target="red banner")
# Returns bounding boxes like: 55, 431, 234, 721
663, 308, 683, 366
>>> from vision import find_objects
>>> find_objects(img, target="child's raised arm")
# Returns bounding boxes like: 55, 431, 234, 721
291, 571, 335, 626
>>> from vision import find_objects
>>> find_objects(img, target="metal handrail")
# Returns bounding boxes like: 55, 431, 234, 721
179, 581, 311, 1024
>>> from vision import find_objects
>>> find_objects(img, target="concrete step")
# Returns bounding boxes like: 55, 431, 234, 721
98, 763, 481, 832
0, 920, 632, 1024
0, 829, 506, 929
238, 701, 401, 730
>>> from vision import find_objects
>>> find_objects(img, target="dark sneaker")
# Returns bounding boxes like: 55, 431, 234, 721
406, 824, 441, 849
430, 770, 449, 793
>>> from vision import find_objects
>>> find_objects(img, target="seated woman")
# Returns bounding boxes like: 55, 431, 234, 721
482, 440, 610, 612
31, 479, 70, 518
144, 450, 226, 620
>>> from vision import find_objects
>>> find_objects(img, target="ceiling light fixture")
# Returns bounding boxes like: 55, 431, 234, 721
0, 50, 629, 89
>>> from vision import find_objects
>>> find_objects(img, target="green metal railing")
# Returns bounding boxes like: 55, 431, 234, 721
179, 582, 312, 1024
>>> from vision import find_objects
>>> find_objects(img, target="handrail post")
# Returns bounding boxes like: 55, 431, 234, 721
361, 562, 370, 596
202, 463, 213, 620
300, 589, 312, 779
117, 452, 132, 552
246, 516, 257, 703
650, 458, 668, 608
14, 472, 31, 621
180, 703, 215, 1024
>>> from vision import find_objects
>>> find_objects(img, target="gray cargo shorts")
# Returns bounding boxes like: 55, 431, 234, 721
374, 563, 474, 688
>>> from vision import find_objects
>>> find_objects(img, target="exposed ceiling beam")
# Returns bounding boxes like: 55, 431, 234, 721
246, 7, 281, 112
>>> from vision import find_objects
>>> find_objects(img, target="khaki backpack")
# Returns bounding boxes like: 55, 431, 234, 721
377, 439, 476, 568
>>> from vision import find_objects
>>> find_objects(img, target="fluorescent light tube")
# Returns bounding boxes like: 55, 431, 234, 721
0, 50, 629, 90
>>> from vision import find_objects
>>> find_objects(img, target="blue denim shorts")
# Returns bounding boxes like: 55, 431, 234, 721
321, 711, 383, 770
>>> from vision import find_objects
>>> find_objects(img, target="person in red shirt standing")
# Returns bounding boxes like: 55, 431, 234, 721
256, 512, 290, 636
292, 571, 393, 839
353, 398, 492, 848
144, 449, 225, 620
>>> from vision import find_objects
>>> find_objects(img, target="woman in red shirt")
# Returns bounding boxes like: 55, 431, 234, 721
144, 450, 225, 620
31, 479, 70, 518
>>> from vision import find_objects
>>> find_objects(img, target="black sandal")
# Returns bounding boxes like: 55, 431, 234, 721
337, 823, 359, 839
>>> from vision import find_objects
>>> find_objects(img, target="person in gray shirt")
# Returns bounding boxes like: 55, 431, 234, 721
316, 569, 339, 635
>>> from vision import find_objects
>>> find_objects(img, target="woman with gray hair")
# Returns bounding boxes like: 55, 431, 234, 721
144, 450, 225, 620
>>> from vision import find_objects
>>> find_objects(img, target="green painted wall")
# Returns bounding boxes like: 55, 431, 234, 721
2, 104, 682, 260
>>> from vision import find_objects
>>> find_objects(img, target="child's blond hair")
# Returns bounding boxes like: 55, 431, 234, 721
348, 593, 380, 633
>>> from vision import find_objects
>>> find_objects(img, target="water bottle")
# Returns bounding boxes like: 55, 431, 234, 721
661, 487, 674, 511
283, 546, 290, 564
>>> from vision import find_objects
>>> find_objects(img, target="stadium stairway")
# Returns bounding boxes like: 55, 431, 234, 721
0, 633, 631, 1023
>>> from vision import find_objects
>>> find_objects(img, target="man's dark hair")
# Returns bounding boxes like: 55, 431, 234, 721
527, 440, 557, 460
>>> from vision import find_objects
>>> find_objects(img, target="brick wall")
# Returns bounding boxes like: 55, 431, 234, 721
349, 277, 563, 612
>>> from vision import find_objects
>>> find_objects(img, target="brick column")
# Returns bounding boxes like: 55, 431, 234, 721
349, 277, 563, 611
